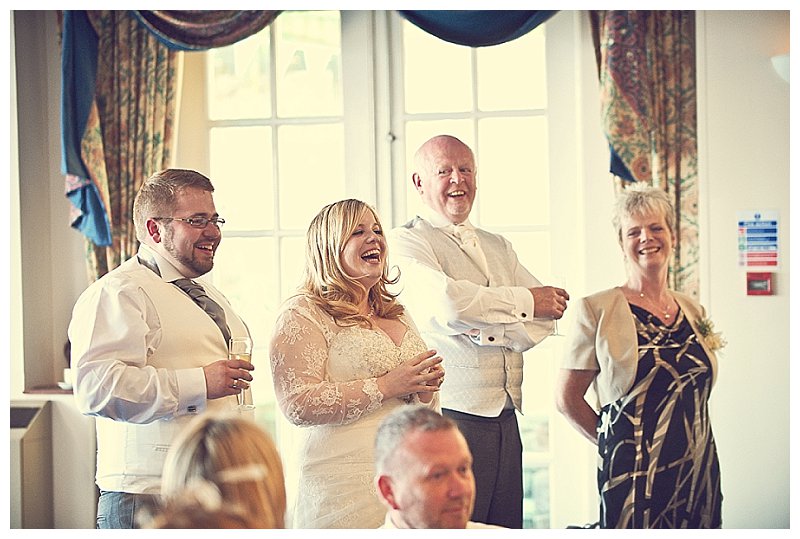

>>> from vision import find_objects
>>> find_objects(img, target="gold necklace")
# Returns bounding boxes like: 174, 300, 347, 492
639, 292, 672, 319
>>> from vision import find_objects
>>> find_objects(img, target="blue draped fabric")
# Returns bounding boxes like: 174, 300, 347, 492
398, 10, 557, 47
609, 145, 636, 182
60, 10, 112, 246
129, 10, 280, 51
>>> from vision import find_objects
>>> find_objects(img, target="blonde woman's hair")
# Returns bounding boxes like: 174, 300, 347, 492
141, 481, 255, 529
302, 198, 404, 326
161, 412, 286, 529
611, 182, 676, 244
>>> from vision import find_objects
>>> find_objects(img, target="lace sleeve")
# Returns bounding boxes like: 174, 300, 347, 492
269, 302, 384, 427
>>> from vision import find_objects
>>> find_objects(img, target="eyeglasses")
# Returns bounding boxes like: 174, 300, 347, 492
155, 216, 226, 228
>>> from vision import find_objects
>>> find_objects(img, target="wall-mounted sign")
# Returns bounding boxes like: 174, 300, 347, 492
738, 210, 779, 269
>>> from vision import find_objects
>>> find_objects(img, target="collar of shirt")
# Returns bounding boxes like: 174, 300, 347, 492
420, 208, 476, 233
138, 244, 190, 282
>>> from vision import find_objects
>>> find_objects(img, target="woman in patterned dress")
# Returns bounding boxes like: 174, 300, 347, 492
555, 184, 722, 528
269, 199, 444, 528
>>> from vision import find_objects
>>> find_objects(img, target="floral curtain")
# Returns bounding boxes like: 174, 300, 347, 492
591, 10, 699, 298
62, 11, 179, 281
61, 10, 281, 282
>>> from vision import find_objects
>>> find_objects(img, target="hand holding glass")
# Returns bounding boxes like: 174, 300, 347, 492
228, 336, 255, 410
550, 276, 566, 337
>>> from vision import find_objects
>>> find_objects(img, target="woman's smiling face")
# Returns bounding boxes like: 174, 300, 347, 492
620, 210, 676, 275
340, 208, 386, 290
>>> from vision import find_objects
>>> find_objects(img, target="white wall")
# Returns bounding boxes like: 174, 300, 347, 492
697, 10, 790, 528
9, 10, 791, 529
547, 11, 619, 528
10, 10, 98, 529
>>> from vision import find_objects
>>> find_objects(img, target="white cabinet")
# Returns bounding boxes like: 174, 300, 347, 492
10, 400, 53, 528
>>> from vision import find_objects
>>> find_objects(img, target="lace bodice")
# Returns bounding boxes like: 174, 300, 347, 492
270, 295, 429, 427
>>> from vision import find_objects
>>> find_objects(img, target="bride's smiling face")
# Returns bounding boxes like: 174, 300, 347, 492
340, 209, 386, 289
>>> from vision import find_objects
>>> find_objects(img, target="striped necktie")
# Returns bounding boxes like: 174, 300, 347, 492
173, 279, 231, 344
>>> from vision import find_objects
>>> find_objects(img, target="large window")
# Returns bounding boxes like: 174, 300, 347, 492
391, 18, 556, 529
178, 10, 570, 528
186, 11, 347, 436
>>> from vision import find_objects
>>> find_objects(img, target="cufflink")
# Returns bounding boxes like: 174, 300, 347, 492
187, 405, 197, 414
488, 336, 495, 342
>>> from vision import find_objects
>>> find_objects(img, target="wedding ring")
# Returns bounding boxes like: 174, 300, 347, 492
232, 379, 238, 389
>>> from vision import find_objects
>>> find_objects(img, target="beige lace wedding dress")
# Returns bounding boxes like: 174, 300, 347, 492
270, 295, 440, 528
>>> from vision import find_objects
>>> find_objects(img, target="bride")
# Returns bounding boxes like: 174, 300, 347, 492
269, 199, 444, 528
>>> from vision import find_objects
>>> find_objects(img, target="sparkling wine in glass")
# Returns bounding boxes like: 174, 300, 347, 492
228, 336, 255, 410
550, 275, 567, 337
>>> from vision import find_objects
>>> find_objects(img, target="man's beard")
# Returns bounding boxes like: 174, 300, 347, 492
162, 227, 213, 276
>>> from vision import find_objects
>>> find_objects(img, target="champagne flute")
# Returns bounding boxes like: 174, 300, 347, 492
550, 275, 567, 337
228, 336, 255, 410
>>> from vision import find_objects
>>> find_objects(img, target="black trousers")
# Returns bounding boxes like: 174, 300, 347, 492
443, 408, 523, 529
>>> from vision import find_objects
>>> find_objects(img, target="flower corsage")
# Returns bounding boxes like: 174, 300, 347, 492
696, 317, 727, 352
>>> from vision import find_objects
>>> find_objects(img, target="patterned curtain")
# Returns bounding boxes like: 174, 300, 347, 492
591, 10, 699, 298
62, 11, 283, 282
73, 11, 179, 281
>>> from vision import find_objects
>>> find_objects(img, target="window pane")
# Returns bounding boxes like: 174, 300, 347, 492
210, 127, 274, 231
502, 231, 551, 279
403, 21, 472, 113
277, 124, 345, 230
522, 463, 551, 528
276, 11, 342, 118
280, 236, 306, 301
476, 117, 550, 227
478, 28, 547, 111
213, 237, 278, 348
207, 31, 271, 120
520, 414, 550, 454
212, 236, 278, 437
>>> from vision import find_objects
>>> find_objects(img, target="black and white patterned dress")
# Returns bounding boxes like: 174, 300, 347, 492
597, 304, 722, 528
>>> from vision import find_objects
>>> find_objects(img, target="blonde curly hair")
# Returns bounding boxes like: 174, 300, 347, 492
302, 199, 404, 326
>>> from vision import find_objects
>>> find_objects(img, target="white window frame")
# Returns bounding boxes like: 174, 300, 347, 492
175, 9, 599, 528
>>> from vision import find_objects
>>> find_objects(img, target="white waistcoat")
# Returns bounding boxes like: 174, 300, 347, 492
403, 219, 524, 417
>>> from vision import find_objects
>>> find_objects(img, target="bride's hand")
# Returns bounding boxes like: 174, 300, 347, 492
378, 349, 442, 400
417, 363, 445, 403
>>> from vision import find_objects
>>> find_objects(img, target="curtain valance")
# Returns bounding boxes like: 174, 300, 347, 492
130, 10, 281, 51
61, 9, 558, 248
398, 10, 557, 47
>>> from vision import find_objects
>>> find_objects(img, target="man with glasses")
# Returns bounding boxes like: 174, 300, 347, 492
69, 169, 253, 529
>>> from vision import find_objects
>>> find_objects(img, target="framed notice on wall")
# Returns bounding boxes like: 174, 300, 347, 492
737, 210, 779, 269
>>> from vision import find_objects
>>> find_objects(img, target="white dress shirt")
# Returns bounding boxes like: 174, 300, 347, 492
389, 211, 553, 416
69, 244, 248, 493
389, 210, 550, 352
379, 512, 504, 529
